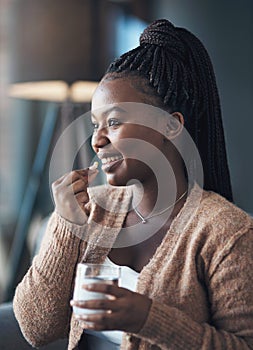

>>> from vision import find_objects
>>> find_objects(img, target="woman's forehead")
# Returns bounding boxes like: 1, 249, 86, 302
91, 77, 148, 109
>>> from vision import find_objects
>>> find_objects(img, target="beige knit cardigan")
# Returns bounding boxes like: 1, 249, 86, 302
13, 183, 253, 349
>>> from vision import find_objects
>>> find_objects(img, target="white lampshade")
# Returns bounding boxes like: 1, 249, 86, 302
8, 80, 98, 103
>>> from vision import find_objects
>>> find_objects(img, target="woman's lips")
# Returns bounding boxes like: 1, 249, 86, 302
101, 155, 124, 172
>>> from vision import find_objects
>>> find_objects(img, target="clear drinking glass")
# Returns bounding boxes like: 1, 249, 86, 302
72, 263, 121, 315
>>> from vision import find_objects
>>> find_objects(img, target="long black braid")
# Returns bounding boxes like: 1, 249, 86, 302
105, 19, 233, 202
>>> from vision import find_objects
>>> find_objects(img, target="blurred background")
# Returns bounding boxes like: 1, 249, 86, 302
0, 0, 252, 303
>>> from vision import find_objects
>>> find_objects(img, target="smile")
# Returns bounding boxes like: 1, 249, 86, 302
101, 155, 123, 165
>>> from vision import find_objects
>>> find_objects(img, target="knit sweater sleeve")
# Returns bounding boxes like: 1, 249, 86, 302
137, 229, 253, 349
13, 211, 87, 348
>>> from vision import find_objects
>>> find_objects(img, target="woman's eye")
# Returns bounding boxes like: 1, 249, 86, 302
108, 118, 121, 127
91, 118, 121, 132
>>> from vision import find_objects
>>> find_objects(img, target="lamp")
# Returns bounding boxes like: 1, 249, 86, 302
8, 81, 98, 103
4, 80, 98, 301
3, 0, 106, 301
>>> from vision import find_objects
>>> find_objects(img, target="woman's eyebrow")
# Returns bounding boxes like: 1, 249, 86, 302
91, 106, 127, 120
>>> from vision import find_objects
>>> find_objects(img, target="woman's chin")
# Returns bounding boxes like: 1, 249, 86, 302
105, 171, 135, 187
106, 175, 127, 187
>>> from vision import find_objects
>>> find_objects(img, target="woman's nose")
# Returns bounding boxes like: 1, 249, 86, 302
91, 126, 110, 152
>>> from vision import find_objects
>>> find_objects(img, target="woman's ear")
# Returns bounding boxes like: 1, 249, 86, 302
165, 112, 184, 140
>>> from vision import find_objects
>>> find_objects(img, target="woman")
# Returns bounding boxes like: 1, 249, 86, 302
14, 19, 253, 350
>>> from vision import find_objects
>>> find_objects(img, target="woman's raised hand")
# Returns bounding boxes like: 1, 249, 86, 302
51, 163, 99, 225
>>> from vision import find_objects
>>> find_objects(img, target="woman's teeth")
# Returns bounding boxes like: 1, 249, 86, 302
101, 155, 123, 165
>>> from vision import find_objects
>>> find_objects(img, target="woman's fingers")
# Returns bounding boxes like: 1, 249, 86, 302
54, 167, 98, 188
71, 179, 87, 194
61, 170, 87, 187
71, 284, 152, 333
51, 167, 98, 224
75, 312, 121, 331
75, 191, 89, 204
75, 168, 99, 184
71, 298, 120, 312
82, 283, 130, 298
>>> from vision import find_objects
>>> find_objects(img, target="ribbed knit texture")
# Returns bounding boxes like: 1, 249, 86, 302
13, 184, 253, 349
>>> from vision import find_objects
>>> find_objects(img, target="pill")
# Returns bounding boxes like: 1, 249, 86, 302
89, 161, 99, 171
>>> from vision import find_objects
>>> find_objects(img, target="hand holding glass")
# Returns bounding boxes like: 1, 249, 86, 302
72, 263, 121, 315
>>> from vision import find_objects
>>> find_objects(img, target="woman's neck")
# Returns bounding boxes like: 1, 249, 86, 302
131, 173, 188, 219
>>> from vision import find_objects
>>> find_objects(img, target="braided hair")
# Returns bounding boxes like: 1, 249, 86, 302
104, 19, 233, 202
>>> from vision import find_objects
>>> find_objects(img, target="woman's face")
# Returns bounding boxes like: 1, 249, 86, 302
91, 77, 167, 187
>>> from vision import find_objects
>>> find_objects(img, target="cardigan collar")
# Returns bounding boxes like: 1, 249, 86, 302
81, 182, 204, 263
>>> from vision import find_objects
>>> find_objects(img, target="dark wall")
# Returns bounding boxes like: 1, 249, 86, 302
151, 0, 253, 213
